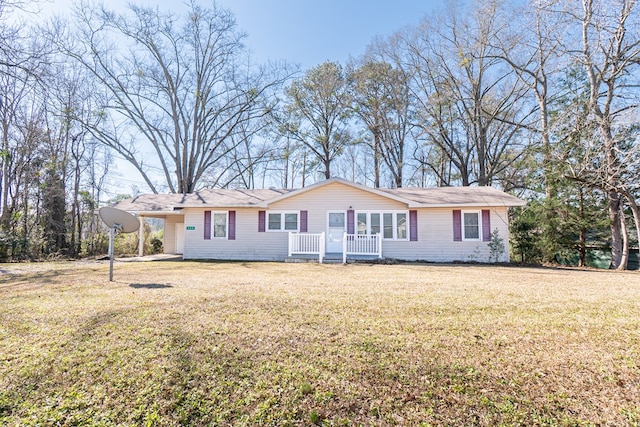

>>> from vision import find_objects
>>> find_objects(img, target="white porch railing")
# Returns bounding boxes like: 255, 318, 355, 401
288, 232, 326, 263
343, 233, 382, 263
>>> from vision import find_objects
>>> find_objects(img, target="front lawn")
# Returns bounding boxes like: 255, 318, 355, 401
1, 261, 639, 426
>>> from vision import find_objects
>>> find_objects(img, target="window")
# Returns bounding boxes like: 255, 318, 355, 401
371, 213, 381, 235
463, 211, 480, 240
267, 211, 299, 231
357, 213, 367, 235
396, 213, 407, 240
213, 212, 227, 238
268, 213, 281, 231
355, 211, 408, 240
383, 213, 393, 239
329, 212, 345, 228
284, 213, 298, 230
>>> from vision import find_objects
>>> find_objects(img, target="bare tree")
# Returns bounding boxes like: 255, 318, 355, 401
55, 1, 290, 194
347, 61, 385, 187
0, 59, 40, 232
564, 0, 640, 269
493, 0, 570, 259
39, 59, 102, 256
407, 0, 533, 187
348, 58, 411, 188
283, 61, 352, 181
0, 0, 48, 232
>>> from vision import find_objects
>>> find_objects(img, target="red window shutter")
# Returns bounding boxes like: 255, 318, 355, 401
347, 209, 355, 234
453, 210, 462, 242
204, 210, 211, 240
409, 210, 418, 241
228, 210, 236, 240
482, 209, 491, 242
258, 210, 265, 232
300, 210, 308, 232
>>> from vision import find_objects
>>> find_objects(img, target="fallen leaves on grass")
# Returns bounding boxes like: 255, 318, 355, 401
0, 261, 639, 426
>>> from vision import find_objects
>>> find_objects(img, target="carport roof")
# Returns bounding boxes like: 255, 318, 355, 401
112, 188, 293, 214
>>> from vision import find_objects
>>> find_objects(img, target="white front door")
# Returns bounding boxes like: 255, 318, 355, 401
326, 212, 346, 253
175, 223, 185, 254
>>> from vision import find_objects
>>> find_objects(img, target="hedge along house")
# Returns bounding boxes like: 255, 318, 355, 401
112, 178, 525, 263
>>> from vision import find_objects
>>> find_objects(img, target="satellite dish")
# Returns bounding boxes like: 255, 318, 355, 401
98, 207, 140, 281
99, 207, 140, 234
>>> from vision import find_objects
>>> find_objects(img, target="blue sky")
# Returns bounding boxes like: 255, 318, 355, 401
40, 0, 439, 69
213, 0, 437, 68
31, 0, 440, 192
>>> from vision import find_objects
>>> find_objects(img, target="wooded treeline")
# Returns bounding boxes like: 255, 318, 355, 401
1, 0, 638, 268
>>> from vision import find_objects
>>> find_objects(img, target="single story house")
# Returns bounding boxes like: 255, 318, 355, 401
112, 177, 525, 263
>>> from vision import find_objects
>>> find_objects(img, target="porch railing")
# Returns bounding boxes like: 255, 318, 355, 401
288, 232, 325, 263
343, 233, 382, 263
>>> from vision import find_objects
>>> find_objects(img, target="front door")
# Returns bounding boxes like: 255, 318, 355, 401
326, 212, 345, 253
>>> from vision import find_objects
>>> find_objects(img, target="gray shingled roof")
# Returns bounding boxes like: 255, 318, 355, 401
111, 193, 184, 213
112, 188, 293, 214
378, 186, 526, 207
112, 178, 524, 214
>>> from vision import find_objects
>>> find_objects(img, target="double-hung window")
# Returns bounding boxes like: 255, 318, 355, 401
267, 211, 299, 232
383, 213, 393, 239
213, 212, 227, 238
355, 211, 408, 240
268, 213, 281, 231
357, 213, 367, 235
204, 210, 235, 240
396, 212, 407, 240
463, 211, 480, 240
371, 213, 381, 235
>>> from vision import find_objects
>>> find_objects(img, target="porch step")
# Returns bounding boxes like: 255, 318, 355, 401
285, 256, 343, 264
285, 257, 323, 263
285, 254, 382, 264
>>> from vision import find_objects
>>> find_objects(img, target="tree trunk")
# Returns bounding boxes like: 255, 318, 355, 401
1, 123, 10, 230
618, 204, 629, 271
301, 151, 307, 187
608, 192, 623, 269
578, 187, 586, 267
324, 157, 331, 180
621, 190, 640, 259
373, 132, 381, 188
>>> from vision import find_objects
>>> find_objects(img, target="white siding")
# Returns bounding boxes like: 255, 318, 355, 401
183, 208, 288, 261
271, 181, 407, 235
381, 207, 511, 262
177, 181, 513, 263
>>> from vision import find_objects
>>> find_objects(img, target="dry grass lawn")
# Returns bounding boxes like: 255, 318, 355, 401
1, 260, 639, 426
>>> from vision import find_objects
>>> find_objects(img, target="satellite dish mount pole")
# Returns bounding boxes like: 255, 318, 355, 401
98, 207, 140, 282
109, 223, 122, 282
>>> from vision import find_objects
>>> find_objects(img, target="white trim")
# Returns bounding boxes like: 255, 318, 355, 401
462, 210, 482, 241
211, 211, 228, 239
355, 210, 409, 241
266, 210, 299, 232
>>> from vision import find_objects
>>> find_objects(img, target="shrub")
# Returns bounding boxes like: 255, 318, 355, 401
487, 228, 505, 263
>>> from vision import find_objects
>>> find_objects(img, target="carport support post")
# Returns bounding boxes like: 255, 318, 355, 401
138, 216, 144, 257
